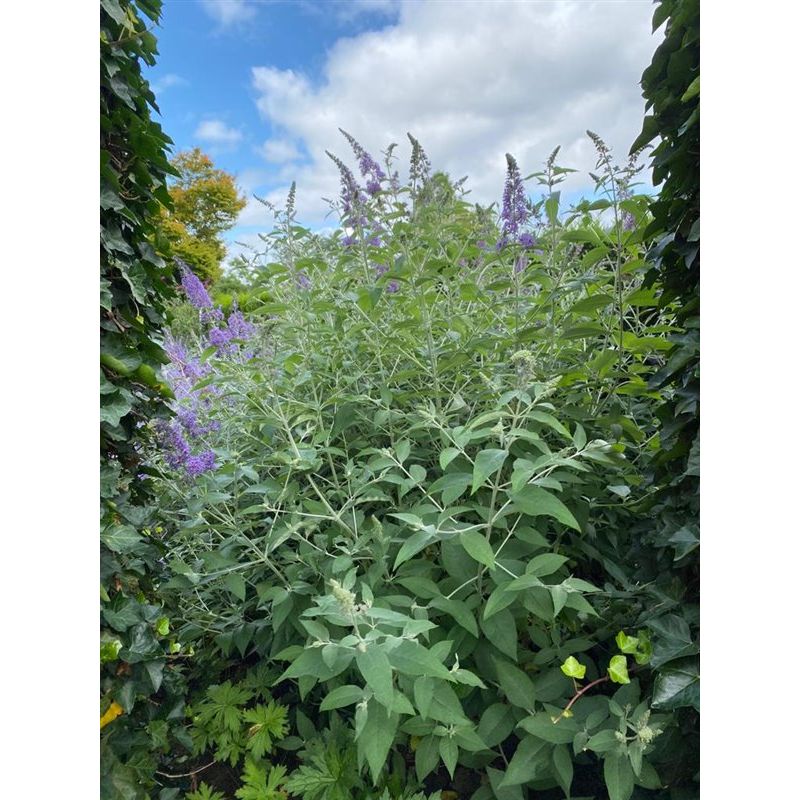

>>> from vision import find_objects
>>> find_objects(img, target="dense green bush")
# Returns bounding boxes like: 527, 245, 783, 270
139, 130, 697, 799
100, 1, 187, 796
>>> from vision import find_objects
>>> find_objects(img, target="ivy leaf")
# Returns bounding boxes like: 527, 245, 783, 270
615, 631, 639, 654
560, 656, 586, 679
608, 655, 630, 685
471, 449, 508, 494
651, 657, 699, 711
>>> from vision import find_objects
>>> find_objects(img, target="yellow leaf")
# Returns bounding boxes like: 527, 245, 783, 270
100, 701, 124, 729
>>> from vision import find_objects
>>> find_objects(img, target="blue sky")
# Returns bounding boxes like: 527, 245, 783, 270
145, 0, 661, 263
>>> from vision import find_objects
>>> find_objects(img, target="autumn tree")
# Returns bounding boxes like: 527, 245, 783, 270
160, 148, 246, 284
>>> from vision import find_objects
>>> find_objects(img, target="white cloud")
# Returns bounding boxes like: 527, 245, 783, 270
194, 119, 244, 146
259, 138, 302, 164
201, 0, 257, 27
250, 0, 660, 227
151, 73, 187, 94
330, 0, 401, 22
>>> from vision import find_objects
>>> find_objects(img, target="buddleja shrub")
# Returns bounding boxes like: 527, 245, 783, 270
147, 131, 695, 799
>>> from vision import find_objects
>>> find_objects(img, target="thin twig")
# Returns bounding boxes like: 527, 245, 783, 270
155, 761, 216, 779
553, 675, 610, 723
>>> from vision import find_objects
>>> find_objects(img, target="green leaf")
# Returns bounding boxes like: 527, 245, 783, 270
393, 528, 436, 569
517, 714, 578, 744
487, 767, 525, 800
395, 439, 411, 463
429, 596, 478, 637
423, 680, 470, 725
414, 676, 435, 718
495, 660, 536, 709
528, 410, 571, 438
460, 530, 495, 567
681, 75, 700, 101
471, 449, 508, 494
560, 656, 586, 679
483, 584, 517, 620
586, 728, 619, 753
415, 735, 440, 781
320, 685, 364, 711
359, 699, 398, 783
387, 639, 454, 681
615, 631, 639, 654
651, 657, 699, 711
510, 485, 581, 531
604, 752, 635, 800
608, 655, 630, 685
224, 573, 247, 601
552, 744, 573, 795
439, 737, 458, 778
439, 447, 460, 470
356, 645, 394, 708
101, 525, 142, 554
480, 608, 518, 660
478, 703, 516, 748
526, 552, 570, 578
500, 736, 548, 786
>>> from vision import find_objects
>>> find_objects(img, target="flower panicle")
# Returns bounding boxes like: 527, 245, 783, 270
339, 128, 385, 194
498, 153, 530, 249
407, 133, 431, 190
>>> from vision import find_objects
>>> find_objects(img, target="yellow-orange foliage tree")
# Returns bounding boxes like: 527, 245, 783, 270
160, 148, 246, 284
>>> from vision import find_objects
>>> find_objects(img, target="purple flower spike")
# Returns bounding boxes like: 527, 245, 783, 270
179, 263, 214, 309
518, 232, 536, 248
500, 154, 528, 248
386, 280, 399, 293
296, 271, 312, 290
186, 449, 216, 477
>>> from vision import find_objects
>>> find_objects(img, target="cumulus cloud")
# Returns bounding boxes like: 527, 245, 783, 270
250, 0, 659, 227
151, 73, 187, 94
194, 119, 244, 146
259, 138, 302, 164
201, 0, 257, 27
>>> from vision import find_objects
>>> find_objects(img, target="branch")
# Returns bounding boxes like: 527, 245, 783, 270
155, 761, 216, 779
553, 675, 610, 723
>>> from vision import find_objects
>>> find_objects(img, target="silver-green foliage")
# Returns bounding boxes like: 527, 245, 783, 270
152, 132, 691, 799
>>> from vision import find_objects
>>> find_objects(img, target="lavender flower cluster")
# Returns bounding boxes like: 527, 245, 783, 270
157, 265, 258, 479
340, 128, 385, 195
498, 154, 538, 256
